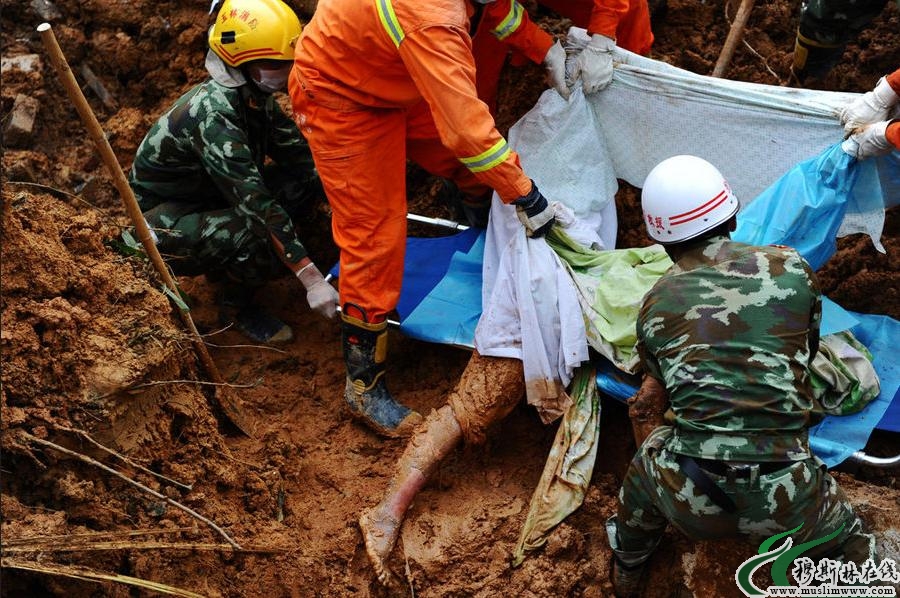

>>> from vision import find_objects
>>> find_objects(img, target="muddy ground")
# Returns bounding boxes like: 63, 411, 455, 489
1, 0, 898, 596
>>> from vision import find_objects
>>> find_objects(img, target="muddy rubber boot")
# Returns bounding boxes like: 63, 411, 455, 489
341, 313, 423, 437
234, 307, 293, 344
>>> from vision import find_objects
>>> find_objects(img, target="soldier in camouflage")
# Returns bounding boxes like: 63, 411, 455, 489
607, 156, 875, 597
130, 0, 338, 344
791, 0, 891, 82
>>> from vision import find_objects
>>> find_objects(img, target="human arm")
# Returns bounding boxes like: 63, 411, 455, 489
266, 233, 338, 319
266, 100, 319, 181
840, 68, 900, 134
195, 95, 308, 271
479, 0, 554, 65
586, 0, 632, 41
565, 0, 633, 93
627, 374, 669, 446
399, 24, 554, 234
479, 0, 568, 99
295, 259, 339, 319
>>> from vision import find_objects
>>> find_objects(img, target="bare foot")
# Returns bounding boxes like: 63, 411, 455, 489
359, 506, 401, 586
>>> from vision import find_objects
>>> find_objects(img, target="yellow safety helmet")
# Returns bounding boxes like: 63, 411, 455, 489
209, 0, 302, 68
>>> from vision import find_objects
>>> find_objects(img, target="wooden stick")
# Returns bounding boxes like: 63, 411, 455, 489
23, 432, 242, 550
37, 22, 253, 437
711, 0, 756, 78
4, 541, 283, 554
56, 426, 194, 491
1, 559, 207, 598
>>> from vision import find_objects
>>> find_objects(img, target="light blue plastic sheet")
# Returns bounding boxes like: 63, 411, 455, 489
733, 143, 883, 271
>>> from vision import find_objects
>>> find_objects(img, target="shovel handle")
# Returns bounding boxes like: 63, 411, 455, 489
37, 23, 254, 437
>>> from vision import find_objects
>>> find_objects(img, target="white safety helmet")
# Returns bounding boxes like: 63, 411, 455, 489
640, 155, 739, 244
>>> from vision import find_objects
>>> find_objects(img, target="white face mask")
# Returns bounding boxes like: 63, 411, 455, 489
247, 62, 292, 94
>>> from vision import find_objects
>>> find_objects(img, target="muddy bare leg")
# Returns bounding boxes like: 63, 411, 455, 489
359, 352, 524, 585
359, 405, 462, 584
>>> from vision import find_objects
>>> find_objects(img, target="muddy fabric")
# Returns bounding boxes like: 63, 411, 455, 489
130, 79, 319, 275
613, 426, 875, 564
637, 235, 822, 463
810, 330, 881, 415
513, 366, 600, 566
448, 352, 524, 446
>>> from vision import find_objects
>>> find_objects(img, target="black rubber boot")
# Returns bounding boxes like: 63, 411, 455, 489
791, 31, 844, 83
341, 313, 423, 437
606, 516, 657, 598
611, 556, 647, 598
438, 179, 491, 228
217, 283, 293, 344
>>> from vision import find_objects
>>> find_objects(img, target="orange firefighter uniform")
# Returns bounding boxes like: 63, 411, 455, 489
540, 0, 653, 55
472, 0, 654, 113
289, 0, 533, 321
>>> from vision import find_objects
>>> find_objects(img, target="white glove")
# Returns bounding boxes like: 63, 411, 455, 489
569, 33, 616, 94
840, 77, 899, 136
296, 263, 338, 319
841, 120, 893, 161
543, 41, 570, 100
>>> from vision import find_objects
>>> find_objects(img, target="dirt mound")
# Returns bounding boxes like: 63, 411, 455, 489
2, 1, 898, 597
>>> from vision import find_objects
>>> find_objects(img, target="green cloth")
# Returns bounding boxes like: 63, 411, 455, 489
512, 366, 600, 567
810, 330, 880, 415
546, 227, 672, 373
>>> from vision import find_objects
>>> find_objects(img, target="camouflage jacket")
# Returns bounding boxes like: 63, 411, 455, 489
636, 235, 822, 462
129, 79, 316, 268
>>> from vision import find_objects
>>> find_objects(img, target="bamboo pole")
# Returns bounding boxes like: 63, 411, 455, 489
37, 23, 253, 437
711, 0, 756, 78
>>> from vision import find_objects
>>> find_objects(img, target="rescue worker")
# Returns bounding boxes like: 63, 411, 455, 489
289, 0, 557, 438
471, 0, 655, 113
790, 0, 890, 83
607, 155, 875, 597
841, 68, 900, 160
439, 0, 655, 225
129, 0, 338, 345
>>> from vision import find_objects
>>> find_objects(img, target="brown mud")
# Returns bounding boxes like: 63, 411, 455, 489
2, 1, 898, 596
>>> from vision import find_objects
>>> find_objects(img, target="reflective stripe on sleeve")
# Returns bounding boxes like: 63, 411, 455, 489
460, 139, 511, 173
492, 2, 524, 40
375, 0, 405, 47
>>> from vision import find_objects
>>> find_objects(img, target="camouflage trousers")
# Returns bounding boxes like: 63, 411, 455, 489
610, 426, 875, 567
140, 166, 317, 287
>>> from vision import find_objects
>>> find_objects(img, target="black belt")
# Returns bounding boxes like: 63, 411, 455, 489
674, 455, 794, 514
692, 457, 793, 478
